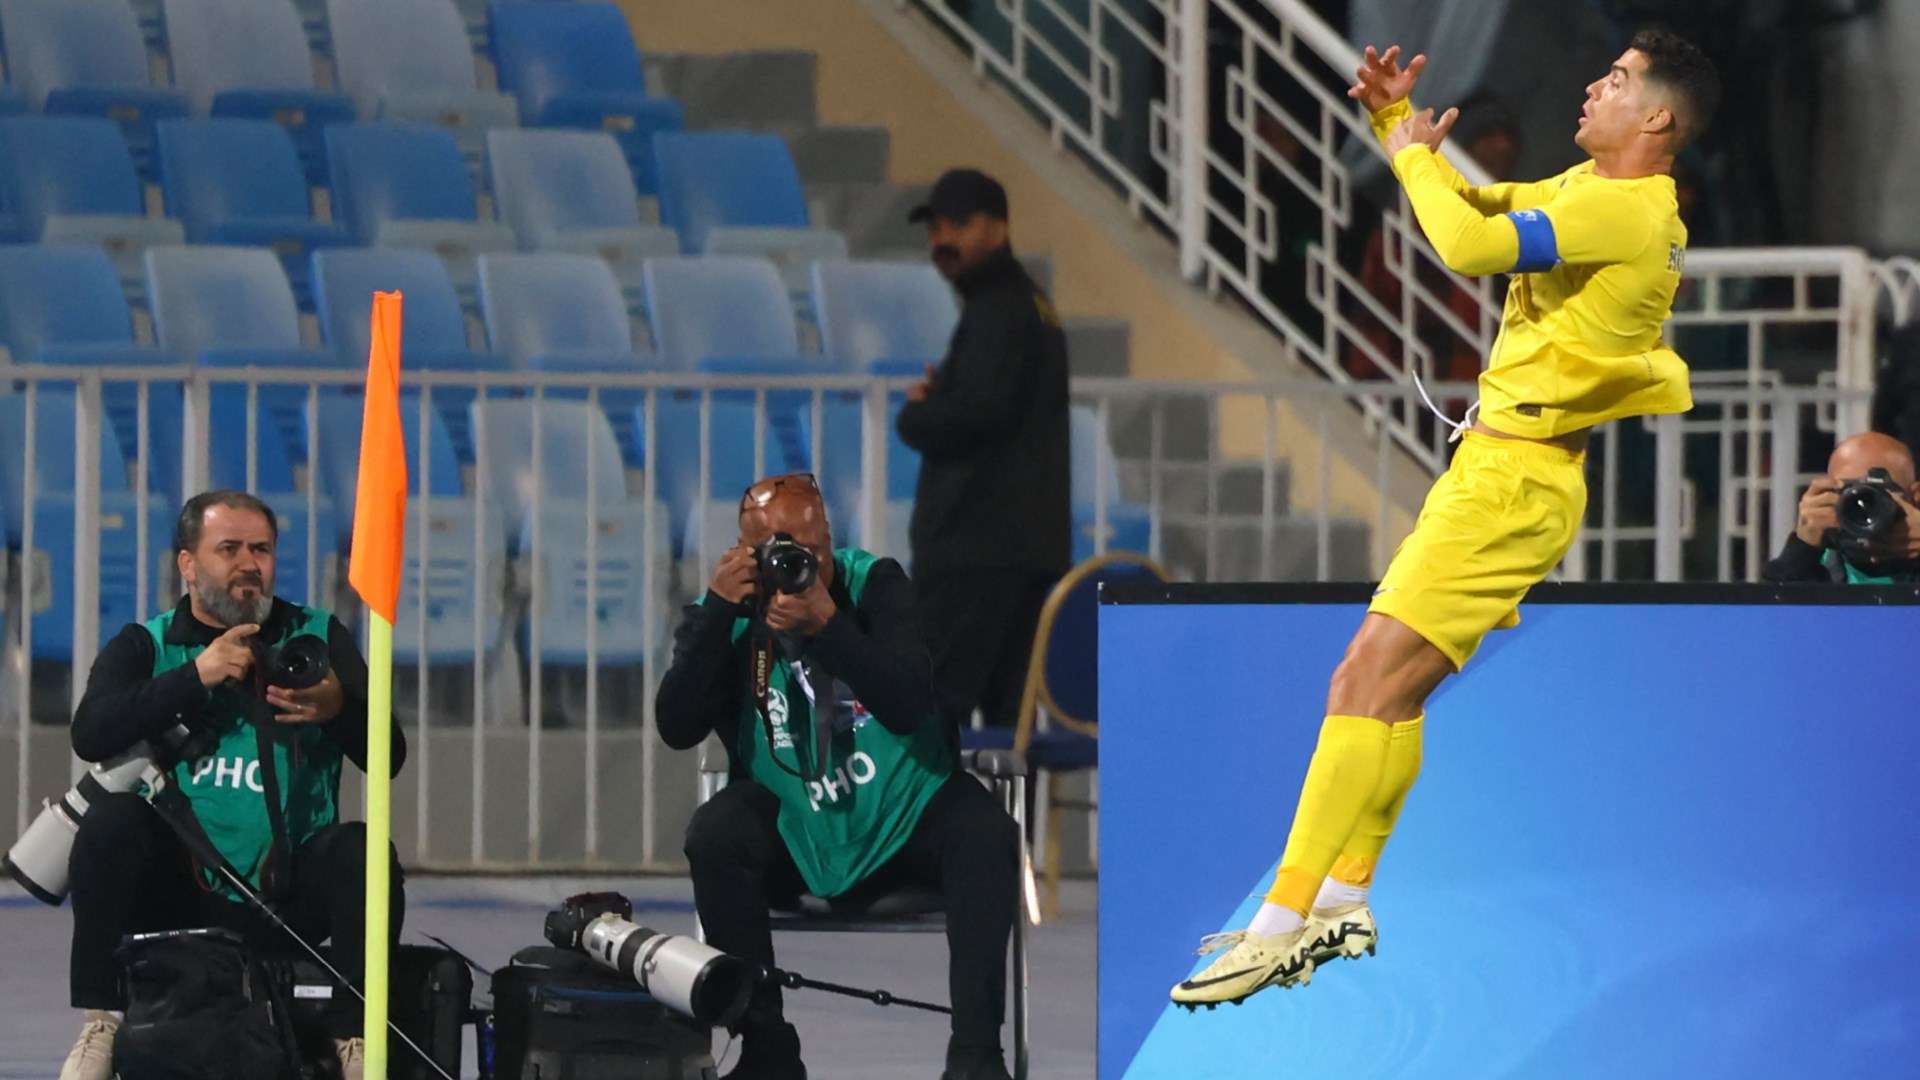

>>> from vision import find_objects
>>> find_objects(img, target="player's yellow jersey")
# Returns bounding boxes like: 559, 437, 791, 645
1370, 100, 1692, 439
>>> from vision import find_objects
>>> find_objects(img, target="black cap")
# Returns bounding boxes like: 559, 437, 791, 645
908, 168, 1008, 225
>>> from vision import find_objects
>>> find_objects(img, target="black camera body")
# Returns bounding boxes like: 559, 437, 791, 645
249, 634, 331, 691
1835, 467, 1907, 547
755, 533, 819, 595
543, 891, 632, 951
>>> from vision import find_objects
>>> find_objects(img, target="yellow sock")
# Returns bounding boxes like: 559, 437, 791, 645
1265, 715, 1392, 916
1326, 715, 1424, 898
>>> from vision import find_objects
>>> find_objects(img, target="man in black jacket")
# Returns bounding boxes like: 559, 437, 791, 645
657, 474, 1019, 1080
57, 491, 406, 1080
899, 169, 1071, 732
1763, 432, 1920, 584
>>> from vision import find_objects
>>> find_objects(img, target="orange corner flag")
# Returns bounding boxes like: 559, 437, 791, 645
348, 291, 408, 623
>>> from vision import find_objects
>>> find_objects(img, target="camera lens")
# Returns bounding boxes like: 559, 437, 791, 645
1837, 482, 1898, 541
268, 636, 330, 690
757, 535, 818, 595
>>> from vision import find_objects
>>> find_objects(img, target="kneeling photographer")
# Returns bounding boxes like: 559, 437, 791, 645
57, 491, 407, 1080
657, 473, 1020, 1080
1764, 432, 1920, 584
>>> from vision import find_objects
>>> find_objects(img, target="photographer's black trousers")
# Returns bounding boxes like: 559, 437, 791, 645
918, 569, 1056, 730
686, 772, 1020, 1054
68, 793, 405, 1037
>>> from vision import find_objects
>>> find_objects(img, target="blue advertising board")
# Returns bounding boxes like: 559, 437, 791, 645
1099, 584, 1920, 1079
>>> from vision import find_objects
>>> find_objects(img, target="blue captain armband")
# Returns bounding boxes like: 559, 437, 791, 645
1506, 209, 1560, 272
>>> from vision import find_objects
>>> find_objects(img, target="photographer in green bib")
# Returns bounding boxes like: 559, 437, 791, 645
658, 473, 1021, 1080
1764, 432, 1920, 585
57, 491, 407, 1080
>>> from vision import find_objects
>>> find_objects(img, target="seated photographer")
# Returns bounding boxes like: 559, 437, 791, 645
658, 473, 1020, 1080
1763, 432, 1920, 584
58, 491, 407, 1080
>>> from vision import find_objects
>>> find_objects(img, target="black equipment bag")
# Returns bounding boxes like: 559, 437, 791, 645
491, 946, 717, 1080
112, 928, 303, 1080
268, 943, 472, 1079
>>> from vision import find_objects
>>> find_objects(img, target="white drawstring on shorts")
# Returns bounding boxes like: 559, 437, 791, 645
1411, 366, 1480, 443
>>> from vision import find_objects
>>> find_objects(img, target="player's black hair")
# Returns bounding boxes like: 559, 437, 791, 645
1628, 27, 1720, 147
175, 490, 279, 554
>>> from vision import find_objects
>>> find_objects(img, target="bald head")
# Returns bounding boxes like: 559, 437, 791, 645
1828, 432, 1917, 488
739, 488, 834, 589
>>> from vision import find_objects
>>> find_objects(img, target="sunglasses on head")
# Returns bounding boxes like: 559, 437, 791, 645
740, 473, 820, 510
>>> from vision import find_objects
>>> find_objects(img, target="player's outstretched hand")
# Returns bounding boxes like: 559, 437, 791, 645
1349, 44, 1427, 114
1384, 106, 1459, 157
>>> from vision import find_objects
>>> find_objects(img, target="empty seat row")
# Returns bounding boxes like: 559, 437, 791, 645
0, 0, 680, 192
0, 113, 834, 307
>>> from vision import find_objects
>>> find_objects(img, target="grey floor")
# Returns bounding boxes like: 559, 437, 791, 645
0, 875, 1096, 1079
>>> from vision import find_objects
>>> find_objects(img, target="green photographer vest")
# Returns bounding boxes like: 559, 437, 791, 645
1820, 550, 1908, 584
145, 606, 342, 902
723, 549, 953, 898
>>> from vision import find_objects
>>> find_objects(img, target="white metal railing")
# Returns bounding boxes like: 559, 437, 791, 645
906, 0, 1890, 469
0, 367, 1880, 870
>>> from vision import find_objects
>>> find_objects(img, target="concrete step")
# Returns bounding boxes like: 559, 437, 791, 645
786, 125, 891, 186
1107, 396, 1212, 462
1157, 514, 1371, 583
1064, 316, 1129, 378
807, 180, 931, 256
1114, 459, 1291, 516
645, 49, 819, 131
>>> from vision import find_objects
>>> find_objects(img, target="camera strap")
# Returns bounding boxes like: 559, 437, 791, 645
243, 661, 294, 903
749, 622, 830, 784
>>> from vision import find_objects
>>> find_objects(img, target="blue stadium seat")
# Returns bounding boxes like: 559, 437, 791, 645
0, 85, 23, 114
324, 123, 515, 297
478, 251, 653, 463
485, 128, 678, 292
1069, 404, 1153, 561
0, 245, 185, 502
329, 0, 518, 174
652, 132, 809, 254
702, 227, 848, 321
0, 387, 172, 658
811, 259, 958, 374
642, 255, 803, 373
312, 247, 509, 461
0, 0, 190, 178
159, 0, 355, 183
0, 117, 186, 297
155, 119, 349, 306
315, 391, 502, 663
472, 397, 669, 667
144, 246, 337, 491
488, 2, 683, 195
313, 247, 503, 371
476, 251, 646, 370
144, 245, 329, 364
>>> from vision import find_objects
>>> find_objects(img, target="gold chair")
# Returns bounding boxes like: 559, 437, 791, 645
1008, 551, 1168, 918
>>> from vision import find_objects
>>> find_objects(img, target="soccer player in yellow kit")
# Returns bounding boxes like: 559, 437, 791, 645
1171, 29, 1721, 1008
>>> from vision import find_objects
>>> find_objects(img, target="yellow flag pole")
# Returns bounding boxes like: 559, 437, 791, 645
364, 612, 393, 1076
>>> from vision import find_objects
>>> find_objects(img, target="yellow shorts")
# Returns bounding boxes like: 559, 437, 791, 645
1368, 430, 1587, 669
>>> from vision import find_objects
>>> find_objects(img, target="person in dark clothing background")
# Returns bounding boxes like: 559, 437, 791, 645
1763, 432, 1920, 584
1872, 320, 1920, 466
656, 473, 1020, 1080
58, 490, 405, 1080
899, 168, 1072, 733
